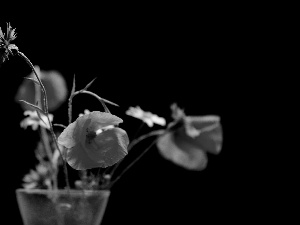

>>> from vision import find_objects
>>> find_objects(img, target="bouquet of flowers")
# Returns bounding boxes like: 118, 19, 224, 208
1, 22, 223, 192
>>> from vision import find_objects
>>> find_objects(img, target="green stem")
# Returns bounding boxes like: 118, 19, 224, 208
68, 90, 119, 124
107, 138, 157, 189
68, 90, 118, 124
34, 74, 57, 189
17, 51, 70, 190
128, 129, 165, 150
102, 122, 145, 177
130, 122, 145, 143
106, 129, 166, 189
40, 127, 57, 189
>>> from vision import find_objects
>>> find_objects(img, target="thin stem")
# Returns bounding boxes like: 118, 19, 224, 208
131, 122, 145, 143
33, 69, 57, 189
53, 123, 67, 129
107, 137, 158, 189
17, 51, 70, 190
79, 90, 119, 107
40, 127, 58, 189
18, 52, 48, 113
68, 93, 73, 125
107, 129, 166, 189
102, 122, 146, 177
128, 129, 165, 150
39, 128, 53, 160
34, 68, 57, 189
108, 129, 165, 178
48, 123, 70, 189
68, 90, 119, 124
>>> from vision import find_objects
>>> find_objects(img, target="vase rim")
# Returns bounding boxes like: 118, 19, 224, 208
16, 188, 110, 196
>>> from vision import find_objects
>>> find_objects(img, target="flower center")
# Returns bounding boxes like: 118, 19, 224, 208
86, 128, 97, 144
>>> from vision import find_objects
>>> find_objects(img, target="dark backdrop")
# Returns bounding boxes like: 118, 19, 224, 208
1, 7, 260, 225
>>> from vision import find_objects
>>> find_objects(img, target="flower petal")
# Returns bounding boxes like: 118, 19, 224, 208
126, 106, 166, 127
184, 115, 223, 154
84, 127, 129, 167
65, 143, 101, 170
59, 111, 128, 170
57, 121, 78, 148
157, 132, 208, 171
86, 111, 123, 131
151, 115, 166, 126
59, 113, 92, 149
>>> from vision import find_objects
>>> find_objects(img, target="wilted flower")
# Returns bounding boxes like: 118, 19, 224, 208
20, 110, 53, 130
0, 22, 18, 65
15, 66, 68, 112
126, 106, 166, 127
157, 104, 223, 170
58, 111, 129, 170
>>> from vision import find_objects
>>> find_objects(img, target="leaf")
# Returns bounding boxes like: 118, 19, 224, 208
23, 77, 41, 86
18, 100, 45, 114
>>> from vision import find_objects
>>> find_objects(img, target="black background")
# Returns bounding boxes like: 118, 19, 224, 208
0, 5, 270, 225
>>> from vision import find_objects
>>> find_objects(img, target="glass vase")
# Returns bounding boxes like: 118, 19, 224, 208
16, 188, 110, 225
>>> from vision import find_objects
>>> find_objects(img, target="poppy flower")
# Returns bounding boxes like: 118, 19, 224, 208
58, 111, 129, 170
126, 106, 166, 127
157, 104, 223, 170
15, 66, 68, 112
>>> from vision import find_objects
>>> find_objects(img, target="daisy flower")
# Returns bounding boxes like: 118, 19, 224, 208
20, 110, 53, 130
126, 106, 166, 127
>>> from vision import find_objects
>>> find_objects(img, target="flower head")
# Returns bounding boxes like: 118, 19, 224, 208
79, 109, 91, 117
58, 111, 129, 170
126, 106, 166, 127
15, 66, 68, 112
20, 110, 53, 130
0, 22, 18, 65
75, 171, 101, 190
22, 163, 52, 189
157, 104, 223, 170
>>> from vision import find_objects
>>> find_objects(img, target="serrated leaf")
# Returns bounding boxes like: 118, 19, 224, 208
82, 77, 97, 91
23, 77, 40, 86
19, 100, 45, 114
